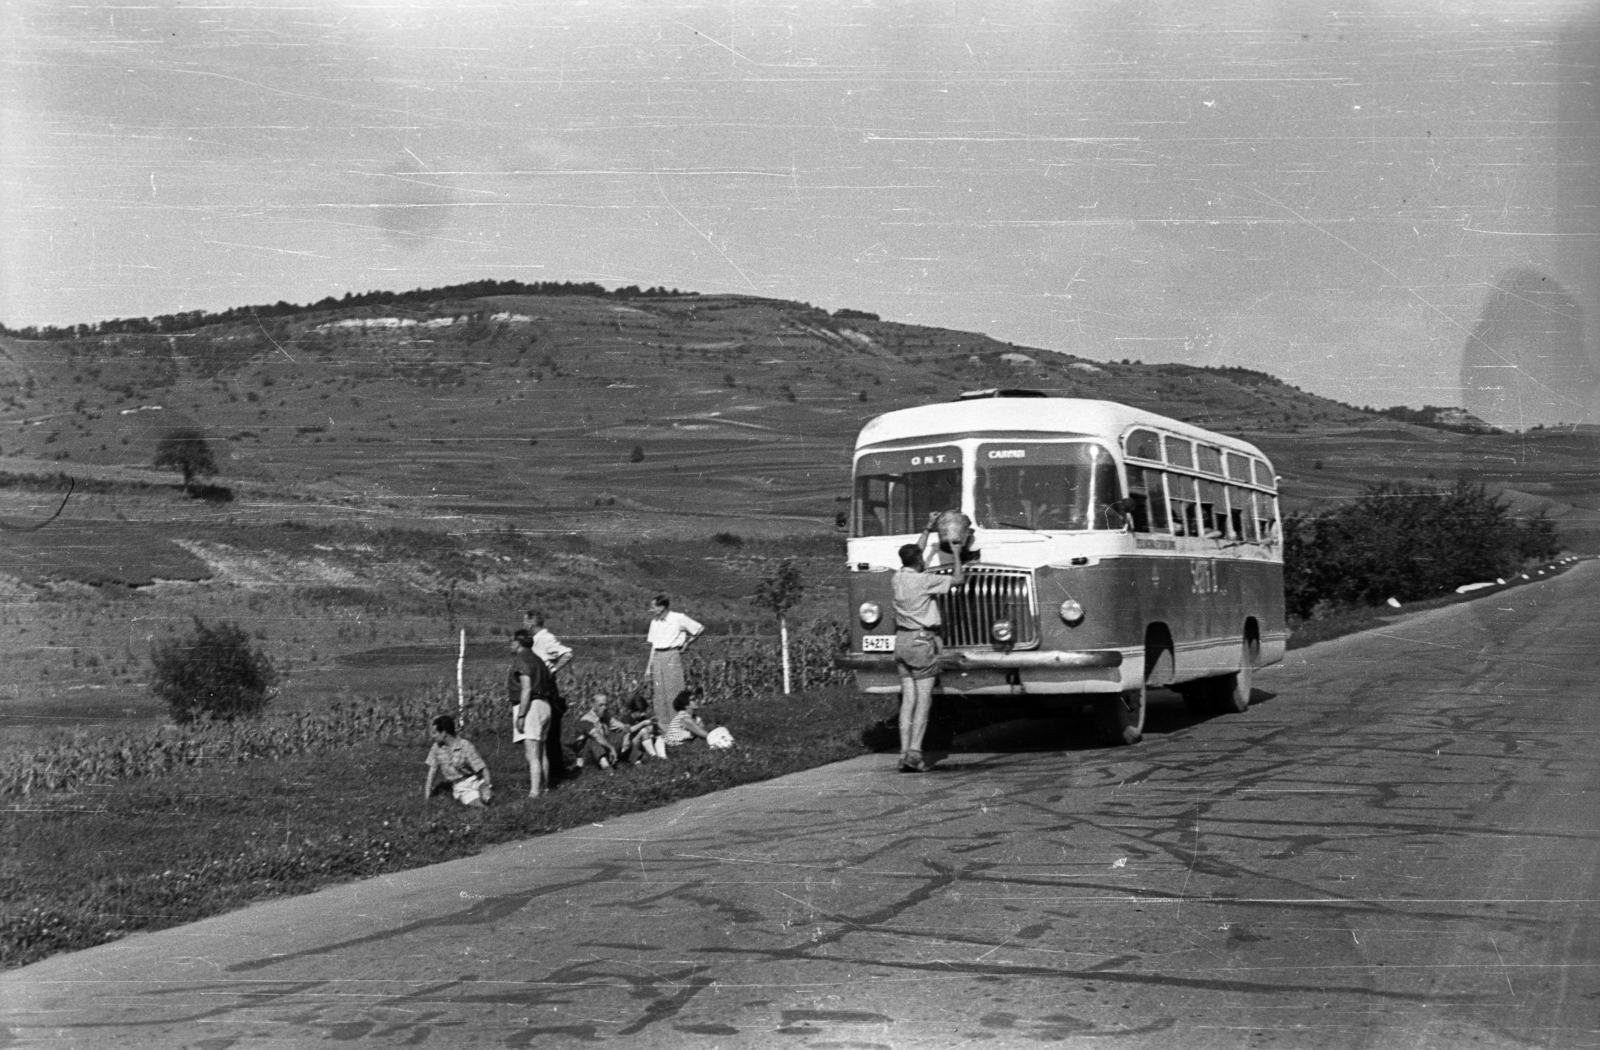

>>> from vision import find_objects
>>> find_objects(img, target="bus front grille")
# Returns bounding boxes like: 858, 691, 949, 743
933, 566, 1039, 649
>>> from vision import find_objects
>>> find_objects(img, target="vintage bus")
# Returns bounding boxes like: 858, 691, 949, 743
836, 390, 1287, 744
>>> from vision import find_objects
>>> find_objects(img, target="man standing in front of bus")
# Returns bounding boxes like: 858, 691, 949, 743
892, 514, 965, 772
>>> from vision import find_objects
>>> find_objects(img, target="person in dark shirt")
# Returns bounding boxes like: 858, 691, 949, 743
508, 629, 557, 797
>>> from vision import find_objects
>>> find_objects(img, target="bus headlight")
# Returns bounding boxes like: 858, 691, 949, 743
990, 619, 1015, 644
858, 601, 881, 627
1059, 599, 1085, 627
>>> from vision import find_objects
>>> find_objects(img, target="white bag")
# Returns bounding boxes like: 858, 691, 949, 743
706, 726, 734, 750
452, 775, 486, 806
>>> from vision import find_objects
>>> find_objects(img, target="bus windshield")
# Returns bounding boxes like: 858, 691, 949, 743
976, 441, 1123, 531
853, 445, 962, 537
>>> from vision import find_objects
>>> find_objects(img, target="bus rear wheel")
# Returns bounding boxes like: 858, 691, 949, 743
1181, 638, 1256, 716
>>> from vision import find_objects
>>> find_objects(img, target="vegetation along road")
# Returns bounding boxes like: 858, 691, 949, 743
3, 561, 1596, 1049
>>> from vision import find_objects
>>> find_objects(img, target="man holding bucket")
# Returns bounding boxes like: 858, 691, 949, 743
891, 510, 968, 772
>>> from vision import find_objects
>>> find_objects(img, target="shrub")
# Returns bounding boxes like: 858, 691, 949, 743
1283, 479, 1562, 618
150, 618, 279, 724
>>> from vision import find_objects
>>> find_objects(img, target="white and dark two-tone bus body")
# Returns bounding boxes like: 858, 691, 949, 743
836, 391, 1287, 744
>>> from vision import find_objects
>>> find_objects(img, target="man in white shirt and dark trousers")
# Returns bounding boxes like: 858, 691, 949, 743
644, 594, 703, 731
524, 609, 574, 786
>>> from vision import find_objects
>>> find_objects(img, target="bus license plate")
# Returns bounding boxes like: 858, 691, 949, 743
862, 635, 895, 653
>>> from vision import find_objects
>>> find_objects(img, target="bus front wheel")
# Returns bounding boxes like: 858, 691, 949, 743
1097, 683, 1145, 746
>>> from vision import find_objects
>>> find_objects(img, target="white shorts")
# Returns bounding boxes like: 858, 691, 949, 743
513, 699, 552, 742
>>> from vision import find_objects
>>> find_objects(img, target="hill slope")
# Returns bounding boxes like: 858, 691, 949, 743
10, 288, 1591, 534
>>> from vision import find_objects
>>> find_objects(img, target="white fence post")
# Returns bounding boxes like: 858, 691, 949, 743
457, 628, 466, 717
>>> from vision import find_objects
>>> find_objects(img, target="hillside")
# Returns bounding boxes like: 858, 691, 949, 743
8, 288, 1584, 523
0, 288, 1594, 749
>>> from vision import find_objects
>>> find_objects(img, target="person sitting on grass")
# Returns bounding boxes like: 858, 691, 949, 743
423, 714, 492, 807
572, 695, 623, 775
622, 690, 666, 762
664, 690, 712, 748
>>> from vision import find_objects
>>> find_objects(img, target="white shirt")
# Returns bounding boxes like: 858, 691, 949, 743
647, 610, 703, 650
531, 627, 572, 668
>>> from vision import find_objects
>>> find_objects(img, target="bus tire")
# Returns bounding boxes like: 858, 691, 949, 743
1098, 683, 1145, 746
1221, 654, 1253, 713
1183, 637, 1257, 715
1220, 633, 1259, 714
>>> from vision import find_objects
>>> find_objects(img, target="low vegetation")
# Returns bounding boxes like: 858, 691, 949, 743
2, 622, 849, 798
150, 618, 278, 724
0, 624, 869, 970
1283, 479, 1561, 618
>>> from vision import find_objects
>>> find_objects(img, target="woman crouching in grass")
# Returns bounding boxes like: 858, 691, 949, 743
424, 714, 492, 806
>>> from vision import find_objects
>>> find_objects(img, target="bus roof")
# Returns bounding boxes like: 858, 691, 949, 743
855, 396, 1270, 460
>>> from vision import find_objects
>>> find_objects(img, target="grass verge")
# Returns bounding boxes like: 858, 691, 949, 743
0, 683, 890, 971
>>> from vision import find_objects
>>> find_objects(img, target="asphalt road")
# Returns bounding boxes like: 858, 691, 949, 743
4, 562, 1597, 1049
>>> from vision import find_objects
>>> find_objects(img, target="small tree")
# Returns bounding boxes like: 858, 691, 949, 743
151, 618, 278, 723
752, 559, 805, 694
153, 429, 218, 495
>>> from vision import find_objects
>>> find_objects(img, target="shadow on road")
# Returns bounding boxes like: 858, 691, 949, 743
890, 687, 1283, 755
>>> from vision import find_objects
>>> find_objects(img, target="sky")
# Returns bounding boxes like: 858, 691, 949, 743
3, 0, 1597, 423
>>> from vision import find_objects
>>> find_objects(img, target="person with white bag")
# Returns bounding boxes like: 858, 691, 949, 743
423, 714, 492, 807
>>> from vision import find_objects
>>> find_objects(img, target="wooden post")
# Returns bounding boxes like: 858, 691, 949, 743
780, 615, 792, 695
457, 628, 466, 717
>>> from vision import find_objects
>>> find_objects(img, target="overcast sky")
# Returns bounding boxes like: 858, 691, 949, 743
3, 1, 1596, 418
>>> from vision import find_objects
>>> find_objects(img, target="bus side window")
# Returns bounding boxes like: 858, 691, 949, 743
1125, 429, 1162, 461
1148, 471, 1170, 532
1127, 467, 1171, 533
1198, 480, 1227, 538
1256, 493, 1279, 542
1125, 467, 1151, 532
1093, 454, 1125, 530
1169, 475, 1198, 537
1229, 486, 1256, 541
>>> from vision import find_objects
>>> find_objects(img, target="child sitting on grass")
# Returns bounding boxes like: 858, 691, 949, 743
423, 714, 492, 806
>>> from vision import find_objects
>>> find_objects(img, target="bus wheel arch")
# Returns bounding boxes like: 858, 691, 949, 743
1143, 623, 1176, 687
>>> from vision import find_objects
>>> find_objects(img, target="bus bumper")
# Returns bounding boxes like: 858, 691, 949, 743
834, 650, 1124, 673
836, 650, 1125, 696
